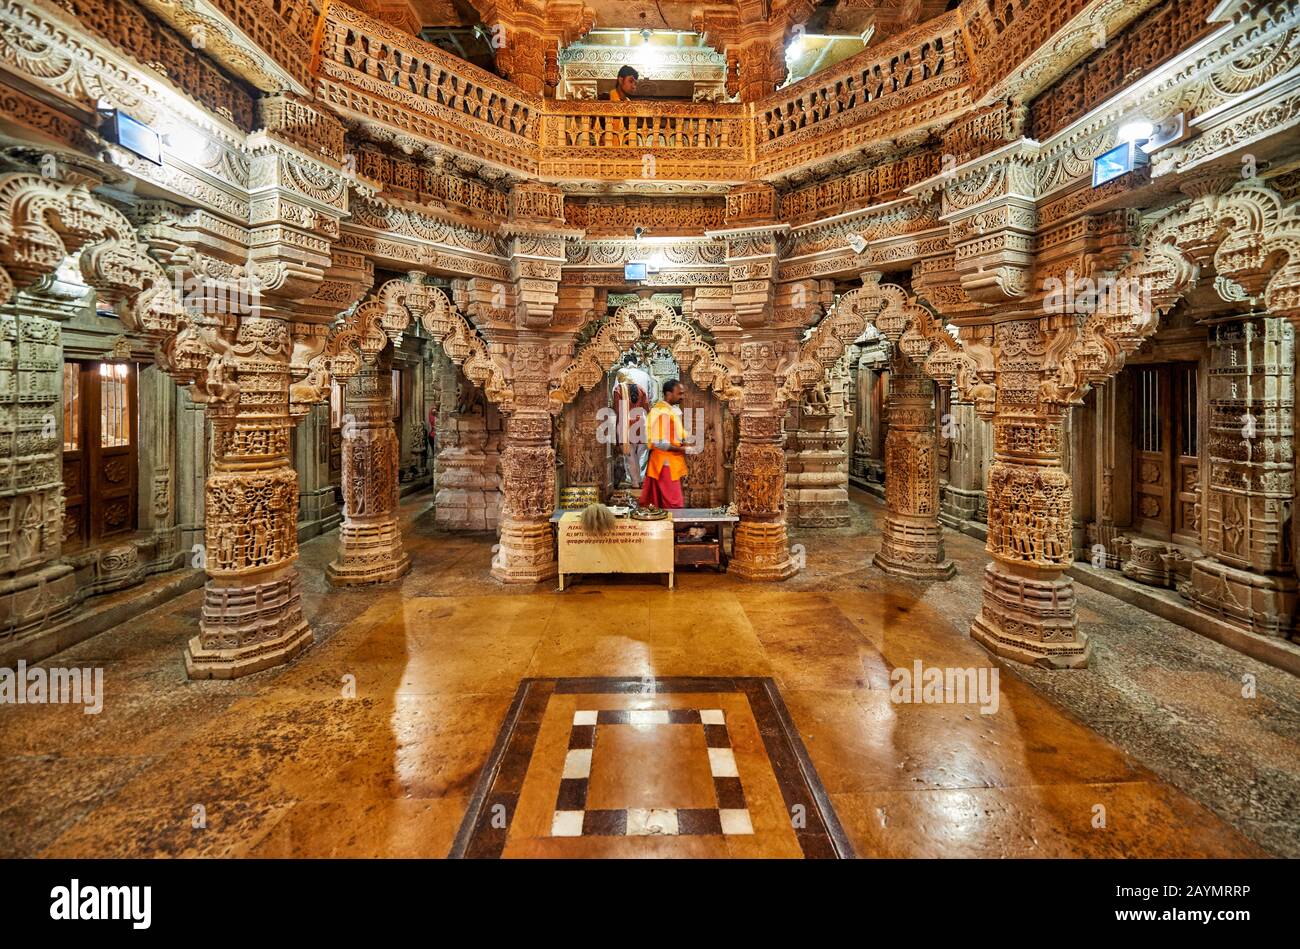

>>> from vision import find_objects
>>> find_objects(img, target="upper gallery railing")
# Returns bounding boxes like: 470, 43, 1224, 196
539, 101, 750, 180
314, 0, 543, 174
305, 0, 1119, 184
754, 12, 965, 152
132, 0, 317, 91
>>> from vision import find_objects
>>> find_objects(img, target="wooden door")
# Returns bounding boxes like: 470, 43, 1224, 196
87, 362, 137, 542
62, 361, 138, 547
1131, 366, 1173, 539
61, 363, 88, 549
1172, 364, 1200, 544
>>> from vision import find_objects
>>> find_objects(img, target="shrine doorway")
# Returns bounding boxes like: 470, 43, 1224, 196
556, 341, 731, 509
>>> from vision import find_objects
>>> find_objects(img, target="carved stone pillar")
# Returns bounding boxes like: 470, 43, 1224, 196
874, 349, 955, 579
492, 14, 592, 97
294, 402, 340, 537
185, 317, 311, 679
731, 34, 787, 102
328, 348, 410, 586
731, 413, 795, 579
176, 386, 208, 561
133, 363, 183, 575
435, 367, 503, 533
1086, 380, 1124, 567
730, 334, 796, 580
716, 186, 797, 578
1184, 316, 1296, 636
971, 410, 1089, 668
0, 285, 78, 653
939, 396, 989, 526
494, 409, 557, 583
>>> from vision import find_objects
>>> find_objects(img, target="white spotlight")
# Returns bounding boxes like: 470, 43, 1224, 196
847, 234, 868, 254
1118, 120, 1154, 144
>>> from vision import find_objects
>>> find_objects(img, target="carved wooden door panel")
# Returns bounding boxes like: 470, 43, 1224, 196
329, 379, 343, 490
935, 384, 951, 485
87, 362, 137, 543
1172, 364, 1200, 544
61, 363, 88, 550
1132, 366, 1173, 539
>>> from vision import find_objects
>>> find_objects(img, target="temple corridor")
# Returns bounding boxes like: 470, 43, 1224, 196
3, 488, 1294, 859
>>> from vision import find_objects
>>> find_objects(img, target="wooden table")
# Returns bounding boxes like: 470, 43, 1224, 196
553, 511, 675, 590
550, 508, 739, 585
667, 508, 740, 571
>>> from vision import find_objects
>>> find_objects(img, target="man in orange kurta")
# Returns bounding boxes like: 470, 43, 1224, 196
638, 379, 688, 509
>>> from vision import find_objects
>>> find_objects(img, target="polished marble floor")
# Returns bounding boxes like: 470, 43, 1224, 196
1, 489, 1295, 858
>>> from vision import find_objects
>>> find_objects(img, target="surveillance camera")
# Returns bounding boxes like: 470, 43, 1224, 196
847, 234, 868, 254
634, 226, 646, 240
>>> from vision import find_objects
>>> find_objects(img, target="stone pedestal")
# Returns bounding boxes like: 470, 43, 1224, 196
785, 382, 851, 528
970, 559, 1086, 667
328, 351, 411, 586
874, 353, 954, 579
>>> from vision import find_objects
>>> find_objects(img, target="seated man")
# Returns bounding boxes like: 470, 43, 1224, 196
639, 379, 688, 510
607, 65, 638, 101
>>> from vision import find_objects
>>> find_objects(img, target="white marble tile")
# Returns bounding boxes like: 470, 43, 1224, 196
626, 808, 679, 836
551, 810, 585, 837
707, 747, 738, 777
562, 748, 592, 779
719, 808, 754, 835
628, 709, 671, 725
572, 710, 598, 726
700, 709, 725, 725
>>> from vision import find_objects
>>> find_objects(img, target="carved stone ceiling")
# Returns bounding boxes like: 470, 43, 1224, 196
409, 0, 955, 43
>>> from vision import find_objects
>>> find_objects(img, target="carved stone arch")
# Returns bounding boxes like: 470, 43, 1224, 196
0, 173, 186, 336
549, 299, 742, 413
1045, 183, 1300, 405
297, 279, 512, 409
777, 275, 989, 410
0, 172, 253, 408
375, 278, 514, 408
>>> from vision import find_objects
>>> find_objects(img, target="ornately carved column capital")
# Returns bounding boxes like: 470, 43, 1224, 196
937, 141, 1041, 305
709, 205, 790, 330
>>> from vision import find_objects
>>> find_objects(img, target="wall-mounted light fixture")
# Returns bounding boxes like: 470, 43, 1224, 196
1141, 112, 1191, 154
1093, 139, 1148, 187
1117, 120, 1154, 145
98, 109, 162, 165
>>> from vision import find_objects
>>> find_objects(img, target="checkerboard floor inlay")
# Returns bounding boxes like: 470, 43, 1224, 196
450, 678, 854, 858
550, 707, 753, 838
